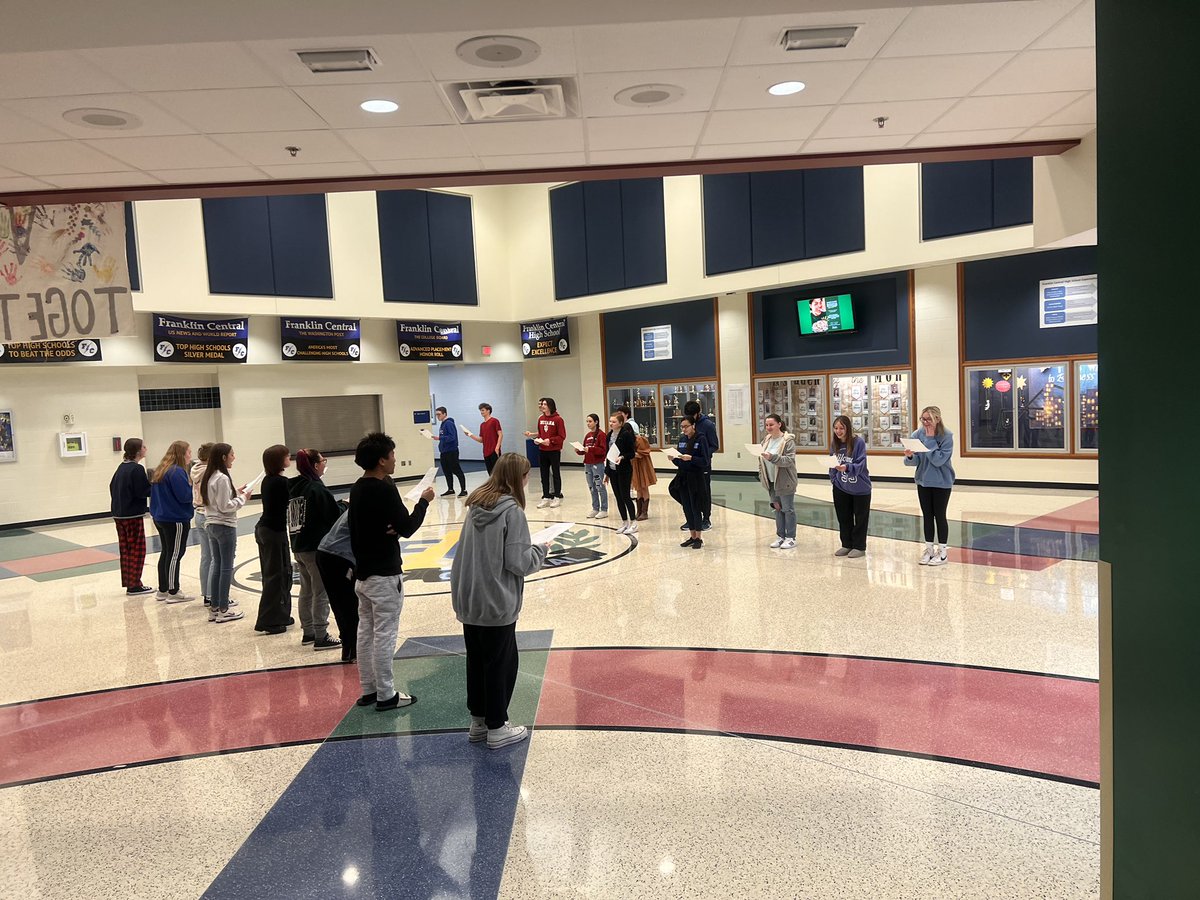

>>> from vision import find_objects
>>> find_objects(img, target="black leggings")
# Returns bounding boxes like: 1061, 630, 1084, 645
441, 450, 466, 492
539, 450, 562, 498
463, 621, 519, 729
832, 487, 871, 551
316, 551, 358, 661
609, 463, 636, 522
917, 485, 952, 543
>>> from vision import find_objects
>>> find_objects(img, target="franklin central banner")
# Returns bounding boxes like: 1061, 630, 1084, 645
154, 314, 248, 363
0, 203, 135, 343
280, 317, 361, 361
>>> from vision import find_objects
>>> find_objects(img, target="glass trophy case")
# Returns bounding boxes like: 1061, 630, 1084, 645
606, 385, 659, 446
1075, 360, 1098, 452
965, 363, 1069, 453
660, 381, 719, 448
830, 370, 911, 452
753, 376, 826, 449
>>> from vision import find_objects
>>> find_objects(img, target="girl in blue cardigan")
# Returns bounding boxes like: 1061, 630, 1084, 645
904, 405, 956, 566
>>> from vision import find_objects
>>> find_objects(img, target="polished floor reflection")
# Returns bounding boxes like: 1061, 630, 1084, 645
0, 473, 1100, 898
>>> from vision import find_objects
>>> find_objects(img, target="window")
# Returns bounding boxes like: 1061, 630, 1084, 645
1075, 360, 1098, 452
964, 363, 1069, 453
282, 395, 382, 455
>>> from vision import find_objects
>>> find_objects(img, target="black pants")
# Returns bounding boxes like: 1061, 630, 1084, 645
154, 519, 190, 593
669, 471, 705, 531
484, 452, 499, 475
832, 488, 871, 551
463, 621, 519, 729
441, 450, 466, 492
609, 462, 636, 521
254, 524, 293, 629
316, 550, 358, 661
701, 471, 713, 523
539, 450, 562, 498
917, 485, 952, 543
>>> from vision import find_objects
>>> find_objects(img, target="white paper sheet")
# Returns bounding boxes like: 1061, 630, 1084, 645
605, 442, 622, 465
405, 466, 439, 501
815, 455, 841, 469
900, 438, 930, 453
529, 521, 574, 545
662, 446, 681, 459
459, 423, 472, 435
419, 428, 436, 440
569, 441, 586, 452
243, 470, 266, 493
743, 443, 764, 457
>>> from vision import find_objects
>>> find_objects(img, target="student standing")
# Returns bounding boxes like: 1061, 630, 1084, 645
904, 405, 956, 567
111, 438, 153, 596
350, 432, 435, 711
190, 443, 215, 607
435, 407, 468, 497
149, 440, 195, 601
525, 397, 566, 508
757, 414, 798, 549
829, 415, 872, 558
451, 453, 550, 749
631, 431, 657, 521
317, 510, 358, 663
576, 413, 608, 519
670, 417, 711, 549
605, 413, 638, 533
255, 444, 294, 635
683, 400, 718, 531
200, 443, 251, 622
289, 448, 343, 650
467, 403, 504, 475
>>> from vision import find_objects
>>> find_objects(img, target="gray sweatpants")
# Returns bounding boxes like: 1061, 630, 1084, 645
294, 550, 331, 639
355, 575, 405, 700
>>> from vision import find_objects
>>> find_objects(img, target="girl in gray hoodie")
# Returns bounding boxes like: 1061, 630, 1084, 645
450, 452, 549, 749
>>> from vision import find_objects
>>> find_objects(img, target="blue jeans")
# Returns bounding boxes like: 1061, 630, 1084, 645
208, 523, 238, 611
194, 510, 213, 600
584, 463, 608, 511
771, 489, 796, 539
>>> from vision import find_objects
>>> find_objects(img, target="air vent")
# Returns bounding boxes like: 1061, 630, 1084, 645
780, 26, 858, 51
296, 48, 379, 73
442, 77, 579, 123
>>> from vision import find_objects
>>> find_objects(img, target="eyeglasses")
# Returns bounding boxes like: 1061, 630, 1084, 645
920, 417, 934, 423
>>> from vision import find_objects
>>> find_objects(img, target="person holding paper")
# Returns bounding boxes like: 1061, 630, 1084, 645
604, 413, 638, 533
287, 449, 344, 651
149, 440, 195, 602
576, 413, 609, 519
756, 414, 798, 549
830, 416, 872, 559
904, 405, 956, 567
451, 453, 550, 749
670, 417, 711, 549
111, 438, 154, 597
467, 403, 503, 474
254, 444, 295, 635
525, 397, 567, 508
435, 407, 468, 498
190, 443, 216, 608
683, 400, 718, 531
199, 443, 252, 622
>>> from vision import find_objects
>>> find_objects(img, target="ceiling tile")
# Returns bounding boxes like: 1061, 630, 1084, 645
2, 93, 196, 139
83, 135, 247, 170
715, 60, 870, 110
293, 82, 454, 129
407, 28, 577, 82
843, 53, 1015, 103
579, 69, 722, 118
150, 87, 327, 132
586, 113, 707, 152
703, 107, 831, 144
242, 35, 429, 86
209, 131, 361, 166
692, 141, 802, 160
0, 141, 131, 176
879, 0, 1081, 56
973, 48, 1095, 96
1036, 92, 1095, 127
1030, 0, 1095, 49
147, 166, 269, 184
1016, 124, 1095, 141
257, 161, 377, 180
39, 171, 165, 189
82, 43, 278, 91
0, 106, 71, 143
0, 51, 131, 99
928, 92, 1084, 132
0, 164, 19, 178
574, 19, 738, 72
726, 9, 911, 66
587, 147, 695, 165
0, 176, 52, 191
802, 134, 918, 154
339, 125, 473, 160
370, 157, 482, 175
481, 152, 588, 170
462, 119, 584, 156
906, 129, 1025, 148
812, 99, 955, 139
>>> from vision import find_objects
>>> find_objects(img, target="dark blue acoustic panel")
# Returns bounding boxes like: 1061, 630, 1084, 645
992, 157, 1034, 229
583, 180, 625, 295
804, 167, 866, 259
426, 191, 478, 305
922, 160, 994, 240
378, 189, 434, 303
603, 298, 717, 383
267, 194, 333, 298
124, 202, 140, 292
702, 173, 754, 275
550, 182, 589, 300
202, 196, 275, 296
619, 178, 667, 288
750, 171, 805, 267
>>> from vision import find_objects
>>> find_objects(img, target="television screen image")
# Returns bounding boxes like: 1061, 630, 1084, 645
798, 293, 856, 334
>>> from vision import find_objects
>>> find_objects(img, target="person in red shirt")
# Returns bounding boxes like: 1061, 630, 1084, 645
466, 402, 503, 475
575, 413, 608, 518
524, 397, 566, 508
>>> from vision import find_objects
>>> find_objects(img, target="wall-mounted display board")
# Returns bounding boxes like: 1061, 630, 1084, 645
1040, 275, 1098, 329
1076, 360, 1098, 453
753, 370, 912, 452
0, 409, 14, 462
521, 318, 570, 359
280, 318, 360, 362
395, 321, 462, 361
754, 376, 827, 449
153, 314, 247, 363
964, 362, 1070, 454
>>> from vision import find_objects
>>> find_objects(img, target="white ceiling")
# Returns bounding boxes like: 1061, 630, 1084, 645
0, 0, 1096, 196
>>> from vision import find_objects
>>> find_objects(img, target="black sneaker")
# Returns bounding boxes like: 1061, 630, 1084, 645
301, 633, 315, 645
679, 523, 689, 531
458, 490, 468, 497
313, 635, 341, 651
702, 521, 712, 531
441, 489, 456, 496
259, 625, 286, 635
375, 692, 417, 711
126, 585, 154, 596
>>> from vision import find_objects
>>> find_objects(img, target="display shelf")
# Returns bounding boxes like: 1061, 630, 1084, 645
660, 381, 719, 448
754, 376, 826, 448
606, 384, 660, 446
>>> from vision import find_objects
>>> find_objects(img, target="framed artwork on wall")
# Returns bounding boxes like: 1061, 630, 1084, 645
0, 410, 14, 462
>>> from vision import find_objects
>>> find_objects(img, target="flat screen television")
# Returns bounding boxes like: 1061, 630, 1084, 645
797, 293, 855, 335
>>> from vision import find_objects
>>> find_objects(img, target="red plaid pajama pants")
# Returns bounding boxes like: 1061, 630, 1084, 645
114, 517, 147, 588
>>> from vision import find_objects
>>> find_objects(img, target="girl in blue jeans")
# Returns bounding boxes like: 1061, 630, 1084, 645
199, 443, 251, 622
576, 413, 609, 519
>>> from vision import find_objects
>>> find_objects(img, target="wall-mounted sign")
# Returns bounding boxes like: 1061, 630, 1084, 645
280, 317, 360, 362
521, 317, 570, 359
0, 339, 102, 364
0, 409, 14, 463
1039, 274, 1097, 328
641, 325, 672, 361
395, 321, 463, 361
153, 314, 248, 363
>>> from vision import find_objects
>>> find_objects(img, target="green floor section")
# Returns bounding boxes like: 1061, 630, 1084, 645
330, 649, 549, 739
0, 531, 83, 564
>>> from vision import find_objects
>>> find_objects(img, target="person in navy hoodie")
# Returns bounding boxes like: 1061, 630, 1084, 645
149, 440, 196, 602
110, 438, 153, 596
670, 416, 711, 550
682, 400, 718, 531
435, 407, 468, 498
904, 405, 956, 567
829, 415, 872, 558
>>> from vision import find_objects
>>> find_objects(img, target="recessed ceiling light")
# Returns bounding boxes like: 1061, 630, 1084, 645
456, 35, 542, 68
62, 107, 143, 130
768, 81, 806, 96
360, 99, 399, 113
614, 83, 685, 108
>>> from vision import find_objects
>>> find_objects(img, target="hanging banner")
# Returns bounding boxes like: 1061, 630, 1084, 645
0, 203, 135, 343
0, 338, 102, 364
521, 317, 570, 358
153, 314, 248, 363
280, 317, 361, 362
395, 321, 462, 361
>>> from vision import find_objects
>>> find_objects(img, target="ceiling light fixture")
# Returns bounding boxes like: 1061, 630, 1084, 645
62, 107, 143, 130
614, 83, 685, 108
780, 26, 859, 51
360, 99, 399, 113
768, 81, 806, 96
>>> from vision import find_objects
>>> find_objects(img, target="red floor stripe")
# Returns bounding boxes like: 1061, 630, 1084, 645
1018, 497, 1100, 535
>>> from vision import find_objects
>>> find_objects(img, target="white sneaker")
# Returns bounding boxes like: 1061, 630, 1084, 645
214, 608, 244, 623
536, 498, 550, 508
780, 538, 796, 549
155, 591, 169, 601
468, 716, 488, 743
615, 522, 629, 534
549, 498, 561, 508
626, 521, 638, 534
165, 592, 194, 604
586, 510, 597, 519
208, 606, 218, 622
487, 722, 529, 749
928, 547, 949, 567
769, 537, 784, 549
919, 544, 935, 565
595, 511, 608, 519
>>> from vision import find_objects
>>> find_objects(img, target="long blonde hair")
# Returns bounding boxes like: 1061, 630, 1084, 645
920, 405, 946, 438
151, 440, 190, 483
465, 452, 528, 510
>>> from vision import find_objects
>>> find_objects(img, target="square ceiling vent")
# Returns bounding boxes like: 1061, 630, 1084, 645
442, 77, 578, 123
